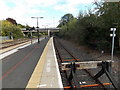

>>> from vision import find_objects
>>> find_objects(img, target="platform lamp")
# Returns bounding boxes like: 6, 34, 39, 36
31, 17, 43, 43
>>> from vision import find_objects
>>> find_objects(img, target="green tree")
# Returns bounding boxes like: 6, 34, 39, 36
58, 13, 74, 27
17, 24, 26, 28
1, 20, 24, 39
95, 2, 120, 50
58, 2, 120, 52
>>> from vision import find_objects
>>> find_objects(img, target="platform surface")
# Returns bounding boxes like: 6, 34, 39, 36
26, 37, 63, 89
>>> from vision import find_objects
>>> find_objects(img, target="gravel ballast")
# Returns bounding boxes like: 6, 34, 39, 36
57, 38, 119, 89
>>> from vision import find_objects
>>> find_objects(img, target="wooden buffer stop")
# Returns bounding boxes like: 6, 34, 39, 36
61, 60, 118, 90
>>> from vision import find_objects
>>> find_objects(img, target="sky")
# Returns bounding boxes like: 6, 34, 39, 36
0, 0, 98, 28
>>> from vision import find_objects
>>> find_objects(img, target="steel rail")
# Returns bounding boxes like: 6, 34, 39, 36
54, 37, 108, 89
53, 37, 73, 87
1, 40, 29, 49
1, 38, 37, 49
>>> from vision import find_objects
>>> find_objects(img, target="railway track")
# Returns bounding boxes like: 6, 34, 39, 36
53, 37, 114, 89
1, 39, 31, 49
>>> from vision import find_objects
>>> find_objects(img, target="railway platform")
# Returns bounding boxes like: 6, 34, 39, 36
1, 36, 117, 89
26, 37, 63, 89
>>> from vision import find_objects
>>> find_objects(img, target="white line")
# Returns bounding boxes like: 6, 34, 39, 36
50, 43, 52, 46
17, 43, 31, 49
51, 37, 63, 88
46, 60, 51, 72
47, 62, 51, 66
47, 59, 51, 63
0, 49, 18, 60
46, 67, 50, 72
0, 39, 39, 60
50, 77, 54, 87
37, 84, 47, 87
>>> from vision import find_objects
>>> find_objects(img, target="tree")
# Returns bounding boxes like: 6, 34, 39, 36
58, 13, 74, 27
57, 2, 120, 52
17, 24, 26, 28
1, 20, 24, 39
95, 2, 120, 50
6, 18, 17, 25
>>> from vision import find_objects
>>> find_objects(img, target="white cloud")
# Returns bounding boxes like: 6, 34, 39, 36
25, 0, 59, 7
0, 0, 11, 20
54, 0, 95, 17
0, 0, 96, 27
8, 0, 60, 7
66, 0, 95, 5
54, 4, 78, 16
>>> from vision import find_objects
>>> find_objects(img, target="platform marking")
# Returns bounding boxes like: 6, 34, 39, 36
0, 42, 31, 60
46, 60, 51, 72
50, 77, 54, 87
50, 43, 52, 46
26, 37, 63, 89
0, 49, 18, 60
0, 39, 39, 60
37, 84, 47, 87
51, 37, 63, 88
17, 43, 31, 49
25, 38, 51, 88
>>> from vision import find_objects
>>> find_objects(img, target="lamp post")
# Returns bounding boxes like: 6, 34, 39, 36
31, 17, 43, 43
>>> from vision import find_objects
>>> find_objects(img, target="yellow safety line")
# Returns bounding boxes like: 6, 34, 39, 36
25, 38, 51, 89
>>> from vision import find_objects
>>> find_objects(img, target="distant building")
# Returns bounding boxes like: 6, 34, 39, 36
6, 18, 17, 25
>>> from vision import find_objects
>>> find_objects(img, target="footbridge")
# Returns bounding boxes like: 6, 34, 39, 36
21, 28, 60, 32
21, 27, 60, 36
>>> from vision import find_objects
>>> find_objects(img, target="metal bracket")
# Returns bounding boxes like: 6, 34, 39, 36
62, 60, 118, 89
93, 61, 118, 90
68, 62, 81, 88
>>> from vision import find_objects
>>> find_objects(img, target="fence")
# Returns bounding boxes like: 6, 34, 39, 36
0, 36, 10, 41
